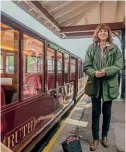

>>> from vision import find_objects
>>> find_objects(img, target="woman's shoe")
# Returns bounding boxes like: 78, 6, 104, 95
101, 137, 109, 148
90, 140, 99, 151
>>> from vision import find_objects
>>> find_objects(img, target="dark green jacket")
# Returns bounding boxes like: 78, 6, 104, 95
84, 43, 123, 101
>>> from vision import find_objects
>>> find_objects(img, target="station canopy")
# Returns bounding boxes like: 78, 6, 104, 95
13, 1, 125, 39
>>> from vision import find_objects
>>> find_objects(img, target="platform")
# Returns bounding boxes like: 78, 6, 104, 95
42, 95, 125, 152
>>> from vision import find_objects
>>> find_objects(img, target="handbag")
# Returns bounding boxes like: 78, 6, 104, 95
85, 81, 93, 96
61, 133, 82, 152
85, 76, 98, 97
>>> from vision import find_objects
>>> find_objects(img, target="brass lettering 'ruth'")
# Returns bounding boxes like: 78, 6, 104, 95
7, 119, 34, 149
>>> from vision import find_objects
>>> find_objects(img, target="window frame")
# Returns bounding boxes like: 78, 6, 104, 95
1, 23, 20, 106
56, 51, 64, 87
22, 33, 45, 100
47, 47, 56, 90
70, 56, 76, 81
1, 14, 46, 108
64, 53, 70, 84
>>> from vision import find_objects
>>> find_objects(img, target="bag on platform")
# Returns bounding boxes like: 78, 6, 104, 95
61, 133, 82, 152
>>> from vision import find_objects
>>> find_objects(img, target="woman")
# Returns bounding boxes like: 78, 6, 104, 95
84, 24, 123, 151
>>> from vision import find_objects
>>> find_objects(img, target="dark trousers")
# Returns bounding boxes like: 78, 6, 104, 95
91, 97, 112, 140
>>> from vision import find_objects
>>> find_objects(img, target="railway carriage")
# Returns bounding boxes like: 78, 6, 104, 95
0, 13, 85, 152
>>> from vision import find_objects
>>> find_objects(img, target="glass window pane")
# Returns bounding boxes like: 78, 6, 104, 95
0, 23, 19, 105
26, 56, 42, 73
78, 59, 82, 79
0, 54, 3, 73
47, 48, 55, 89
81, 62, 84, 78
6, 54, 14, 73
57, 52, 63, 86
71, 57, 76, 81
64, 53, 69, 83
23, 34, 44, 99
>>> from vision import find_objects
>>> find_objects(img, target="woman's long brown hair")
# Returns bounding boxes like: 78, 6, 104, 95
93, 24, 113, 43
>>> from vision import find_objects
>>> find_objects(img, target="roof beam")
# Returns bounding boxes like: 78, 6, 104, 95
63, 34, 93, 39
31, 1, 61, 30
47, 1, 69, 12
67, 19, 82, 26
65, 2, 102, 26
61, 14, 85, 26
52, 2, 87, 19
60, 2, 102, 26
61, 22, 123, 33
39, 1, 50, 5
58, 2, 97, 24
65, 32, 94, 37
70, 15, 88, 26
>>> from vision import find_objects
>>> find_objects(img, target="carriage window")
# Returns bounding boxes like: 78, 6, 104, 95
47, 48, 55, 89
0, 23, 19, 105
78, 59, 82, 79
0, 54, 3, 73
81, 62, 84, 78
57, 52, 63, 86
70, 57, 76, 81
64, 54, 69, 83
78, 59, 82, 90
6, 55, 14, 73
26, 56, 42, 73
23, 34, 44, 99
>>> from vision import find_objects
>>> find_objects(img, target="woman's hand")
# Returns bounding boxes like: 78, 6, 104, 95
95, 70, 105, 77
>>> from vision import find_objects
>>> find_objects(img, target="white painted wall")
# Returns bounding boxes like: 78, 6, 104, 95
0, 0, 121, 59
